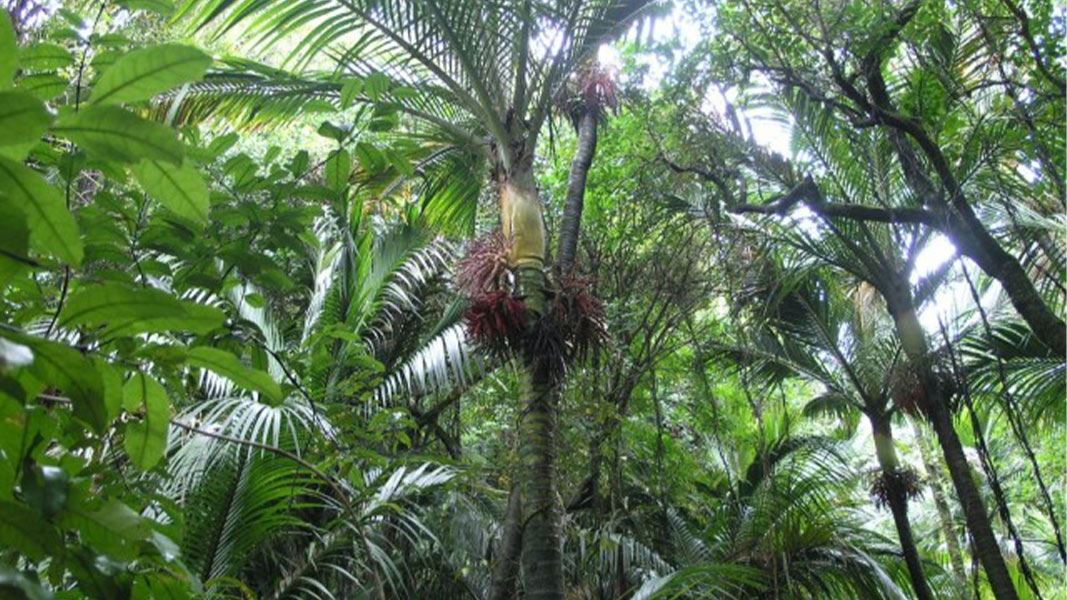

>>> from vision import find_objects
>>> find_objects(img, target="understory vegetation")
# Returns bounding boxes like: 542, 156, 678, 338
0, 0, 1063, 598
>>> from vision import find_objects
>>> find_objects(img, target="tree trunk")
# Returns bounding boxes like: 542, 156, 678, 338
914, 419, 970, 591
489, 484, 524, 600
518, 351, 564, 600
885, 292, 1019, 600
501, 165, 564, 600
557, 109, 598, 274
870, 413, 934, 600
942, 208, 1066, 357
869, 67, 1066, 358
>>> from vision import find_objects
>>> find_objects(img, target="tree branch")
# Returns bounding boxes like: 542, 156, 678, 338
728, 175, 937, 226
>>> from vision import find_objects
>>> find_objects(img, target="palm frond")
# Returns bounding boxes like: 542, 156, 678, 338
374, 322, 484, 406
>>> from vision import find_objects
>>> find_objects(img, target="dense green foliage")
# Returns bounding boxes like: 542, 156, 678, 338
0, 0, 1062, 598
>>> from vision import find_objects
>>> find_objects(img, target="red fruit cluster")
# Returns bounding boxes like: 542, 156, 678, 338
464, 290, 527, 354
456, 237, 609, 370
455, 232, 510, 296
553, 274, 608, 360
577, 63, 619, 114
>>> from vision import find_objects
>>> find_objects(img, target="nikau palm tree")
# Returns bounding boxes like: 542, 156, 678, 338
182, 1, 651, 596
739, 265, 935, 600
3, 0, 1064, 598
658, 76, 1034, 596
634, 431, 914, 599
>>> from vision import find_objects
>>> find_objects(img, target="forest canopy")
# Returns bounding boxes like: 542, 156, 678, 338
0, 0, 1063, 598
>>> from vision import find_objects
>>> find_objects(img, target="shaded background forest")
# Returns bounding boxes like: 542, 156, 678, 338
0, 0, 1063, 598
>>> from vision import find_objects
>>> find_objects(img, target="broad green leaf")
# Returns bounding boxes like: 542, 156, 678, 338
0, 12, 15, 88
90, 44, 210, 106
19, 73, 67, 101
95, 33, 134, 49
368, 105, 398, 132
206, 132, 238, 158
62, 497, 149, 560
54, 105, 183, 164
0, 157, 83, 265
364, 72, 389, 100
19, 43, 73, 71
0, 203, 31, 288
20, 464, 69, 519
0, 455, 10, 502
94, 358, 123, 425
59, 283, 225, 337
288, 150, 309, 176
383, 147, 413, 177
340, 78, 363, 109
0, 500, 62, 561
122, 374, 169, 470
186, 347, 283, 404
0, 397, 41, 470
317, 121, 348, 142
355, 142, 385, 173
131, 159, 210, 223
17, 335, 106, 431
132, 572, 190, 600
0, 140, 37, 162
0, 92, 51, 147
68, 547, 124, 598
223, 154, 257, 187
115, 0, 175, 15
325, 148, 350, 191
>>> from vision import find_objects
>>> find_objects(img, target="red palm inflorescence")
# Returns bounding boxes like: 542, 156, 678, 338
464, 290, 528, 355
457, 232, 528, 353
455, 232, 511, 297
457, 236, 608, 370
555, 61, 619, 127
553, 273, 608, 361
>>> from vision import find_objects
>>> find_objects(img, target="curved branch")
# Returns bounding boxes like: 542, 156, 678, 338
729, 175, 937, 226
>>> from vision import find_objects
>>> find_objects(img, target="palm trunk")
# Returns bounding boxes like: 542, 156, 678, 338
518, 349, 564, 600
557, 109, 598, 273
866, 57, 1066, 357
914, 420, 970, 590
870, 413, 934, 600
489, 484, 524, 600
885, 292, 1019, 600
501, 165, 564, 600
944, 209, 1066, 357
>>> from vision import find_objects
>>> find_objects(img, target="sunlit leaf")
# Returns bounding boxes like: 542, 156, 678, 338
0, 92, 51, 147
91, 44, 211, 105
0, 12, 15, 88
60, 283, 225, 337
54, 105, 183, 164
131, 159, 211, 224
18, 43, 73, 71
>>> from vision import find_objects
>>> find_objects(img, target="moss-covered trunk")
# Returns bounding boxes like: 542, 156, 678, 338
500, 163, 564, 599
